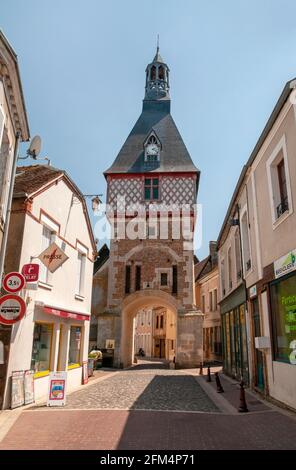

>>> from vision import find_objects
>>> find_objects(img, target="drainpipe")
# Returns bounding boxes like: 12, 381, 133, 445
0, 131, 20, 282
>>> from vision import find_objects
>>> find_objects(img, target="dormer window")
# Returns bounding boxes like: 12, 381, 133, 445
144, 133, 161, 162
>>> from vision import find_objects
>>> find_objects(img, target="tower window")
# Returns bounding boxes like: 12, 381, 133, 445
160, 273, 168, 286
125, 265, 131, 294
158, 66, 165, 80
144, 178, 159, 200
150, 65, 156, 80
135, 265, 141, 291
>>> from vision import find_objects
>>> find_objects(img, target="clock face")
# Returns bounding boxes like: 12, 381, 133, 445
146, 144, 159, 156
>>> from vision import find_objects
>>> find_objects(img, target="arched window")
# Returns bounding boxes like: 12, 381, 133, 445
150, 65, 156, 80
158, 65, 165, 80
148, 135, 157, 145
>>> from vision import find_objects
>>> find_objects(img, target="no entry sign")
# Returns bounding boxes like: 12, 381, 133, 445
0, 294, 26, 325
3, 272, 25, 293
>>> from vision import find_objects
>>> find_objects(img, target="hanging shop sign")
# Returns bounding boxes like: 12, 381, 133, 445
47, 371, 67, 406
0, 294, 26, 325
249, 285, 257, 299
3, 272, 25, 293
21, 263, 40, 283
11, 370, 25, 409
38, 242, 69, 273
274, 249, 296, 279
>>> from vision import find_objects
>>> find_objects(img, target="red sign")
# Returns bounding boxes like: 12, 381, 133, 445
3, 272, 25, 293
22, 263, 39, 283
0, 294, 26, 325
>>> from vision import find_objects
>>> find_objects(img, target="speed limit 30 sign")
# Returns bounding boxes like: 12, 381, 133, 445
3, 272, 25, 293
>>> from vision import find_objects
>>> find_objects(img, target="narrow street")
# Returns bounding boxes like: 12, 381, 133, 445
0, 361, 295, 450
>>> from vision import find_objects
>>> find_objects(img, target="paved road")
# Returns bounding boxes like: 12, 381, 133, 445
0, 361, 296, 450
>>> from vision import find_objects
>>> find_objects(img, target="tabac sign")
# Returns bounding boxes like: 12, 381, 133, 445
38, 243, 69, 273
274, 249, 296, 279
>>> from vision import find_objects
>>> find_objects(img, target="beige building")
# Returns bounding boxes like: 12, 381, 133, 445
152, 307, 176, 361
195, 242, 222, 363
1, 165, 96, 408
217, 78, 296, 410
134, 308, 153, 357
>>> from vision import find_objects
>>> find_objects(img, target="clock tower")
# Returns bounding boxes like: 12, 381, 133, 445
97, 46, 203, 368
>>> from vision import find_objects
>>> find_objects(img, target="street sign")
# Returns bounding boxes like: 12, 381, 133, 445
21, 263, 39, 283
3, 272, 25, 293
38, 242, 69, 273
0, 294, 26, 325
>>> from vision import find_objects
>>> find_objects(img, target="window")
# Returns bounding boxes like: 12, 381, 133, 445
235, 229, 242, 280
241, 211, 251, 273
158, 65, 165, 80
156, 316, 159, 329
39, 226, 53, 283
210, 291, 213, 311
135, 265, 141, 291
125, 265, 131, 294
172, 265, 178, 294
228, 246, 232, 290
31, 323, 53, 375
277, 159, 289, 218
266, 136, 293, 225
220, 258, 225, 296
213, 289, 218, 311
76, 252, 86, 296
144, 178, 159, 201
202, 294, 206, 312
150, 65, 156, 80
160, 315, 164, 329
270, 273, 296, 365
160, 273, 168, 286
68, 326, 82, 366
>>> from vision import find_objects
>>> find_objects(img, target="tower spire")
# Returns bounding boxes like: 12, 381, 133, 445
157, 34, 159, 54
145, 42, 170, 101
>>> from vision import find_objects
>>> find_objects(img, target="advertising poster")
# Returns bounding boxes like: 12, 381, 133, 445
24, 370, 35, 405
47, 371, 67, 406
11, 370, 25, 409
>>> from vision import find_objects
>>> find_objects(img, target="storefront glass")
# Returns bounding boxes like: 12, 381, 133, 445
31, 323, 53, 373
270, 273, 296, 365
68, 326, 82, 366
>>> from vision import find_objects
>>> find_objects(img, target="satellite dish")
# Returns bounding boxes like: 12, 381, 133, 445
27, 135, 42, 159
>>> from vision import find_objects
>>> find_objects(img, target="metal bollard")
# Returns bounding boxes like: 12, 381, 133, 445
238, 380, 249, 412
199, 362, 203, 375
207, 366, 211, 382
215, 372, 224, 393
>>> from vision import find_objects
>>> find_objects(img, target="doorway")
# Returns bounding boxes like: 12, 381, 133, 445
251, 298, 265, 391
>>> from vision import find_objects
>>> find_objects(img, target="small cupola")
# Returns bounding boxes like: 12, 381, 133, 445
145, 44, 170, 100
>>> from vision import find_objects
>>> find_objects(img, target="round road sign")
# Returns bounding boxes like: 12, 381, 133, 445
3, 272, 25, 293
0, 294, 26, 325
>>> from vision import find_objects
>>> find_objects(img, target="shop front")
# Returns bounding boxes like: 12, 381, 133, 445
220, 284, 249, 384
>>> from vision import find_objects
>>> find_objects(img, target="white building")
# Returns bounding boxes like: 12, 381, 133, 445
2, 164, 96, 408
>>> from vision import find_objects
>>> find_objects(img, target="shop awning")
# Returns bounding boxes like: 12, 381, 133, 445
44, 305, 90, 321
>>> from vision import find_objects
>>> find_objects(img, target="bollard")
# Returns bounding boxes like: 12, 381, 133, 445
238, 380, 249, 412
215, 372, 224, 393
207, 366, 211, 382
199, 362, 203, 375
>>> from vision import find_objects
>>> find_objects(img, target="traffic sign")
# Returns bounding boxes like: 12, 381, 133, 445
0, 294, 26, 325
3, 272, 25, 293
22, 263, 39, 283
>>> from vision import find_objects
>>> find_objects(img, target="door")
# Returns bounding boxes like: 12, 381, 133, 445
252, 298, 265, 391
0, 325, 12, 409
160, 339, 165, 359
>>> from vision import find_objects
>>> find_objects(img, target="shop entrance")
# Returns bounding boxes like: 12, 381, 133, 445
0, 325, 11, 409
251, 298, 265, 391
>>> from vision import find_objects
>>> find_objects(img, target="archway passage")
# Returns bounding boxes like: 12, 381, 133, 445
121, 290, 178, 368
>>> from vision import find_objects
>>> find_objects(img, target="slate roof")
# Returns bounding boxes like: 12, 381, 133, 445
104, 101, 199, 176
14, 165, 63, 196
94, 244, 110, 274
194, 256, 210, 282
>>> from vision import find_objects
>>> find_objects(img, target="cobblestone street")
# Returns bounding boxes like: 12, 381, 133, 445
0, 361, 296, 450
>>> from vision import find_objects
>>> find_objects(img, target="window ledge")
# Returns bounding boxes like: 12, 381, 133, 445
38, 281, 53, 291
34, 370, 50, 379
273, 208, 293, 230
67, 363, 81, 370
75, 294, 85, 301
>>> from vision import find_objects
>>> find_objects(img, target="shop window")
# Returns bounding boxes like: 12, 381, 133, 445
31, 323, 53, 375
68, 326, 82, 367
270, 274, 296, 364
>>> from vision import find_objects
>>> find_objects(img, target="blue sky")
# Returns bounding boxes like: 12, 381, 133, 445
2, 0, 296, 259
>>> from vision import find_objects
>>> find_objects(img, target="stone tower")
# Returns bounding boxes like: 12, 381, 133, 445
98, 46, 203, 368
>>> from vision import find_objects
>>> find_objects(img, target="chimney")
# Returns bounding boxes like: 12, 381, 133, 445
209, 241, 218, 267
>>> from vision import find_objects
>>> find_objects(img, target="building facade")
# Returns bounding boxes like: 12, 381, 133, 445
134, 308, 153, 357
1, 165, 96, 408
195, 242, 222, 363
96, 47, 203, 368
217, 78, 296, 409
